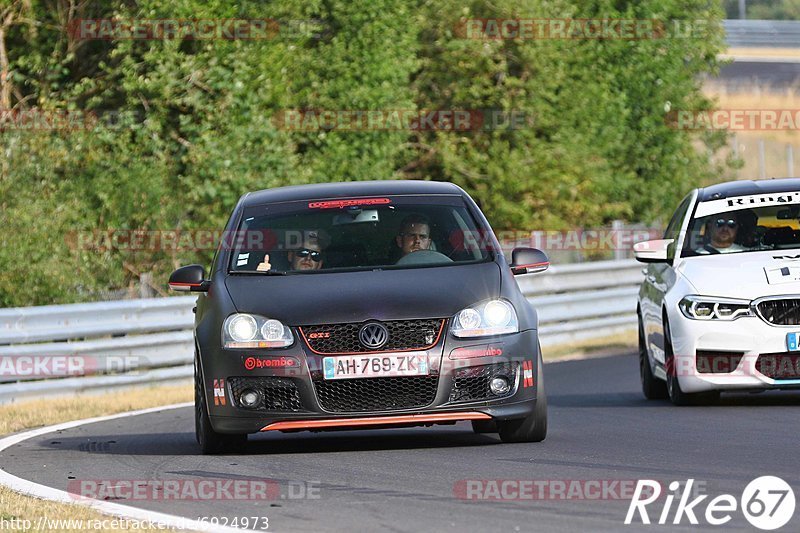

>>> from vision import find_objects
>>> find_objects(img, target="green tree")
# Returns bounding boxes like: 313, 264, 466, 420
409, 0, 729, 229
0, 0, 735, 306
283, 0, 420, 182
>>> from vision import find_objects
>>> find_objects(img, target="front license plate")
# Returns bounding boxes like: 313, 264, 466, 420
787, 332, 800, 351
323, 352, 429, 380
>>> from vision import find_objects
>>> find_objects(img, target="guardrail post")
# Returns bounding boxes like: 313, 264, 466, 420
139, 273, 156, 299
612, 220, 624, 261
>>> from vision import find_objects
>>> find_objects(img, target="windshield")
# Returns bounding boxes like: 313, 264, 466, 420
228, 195, 495, 273
681, 193, 800, 257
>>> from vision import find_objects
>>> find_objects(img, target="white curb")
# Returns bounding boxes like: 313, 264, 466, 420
0, 402, 249, 532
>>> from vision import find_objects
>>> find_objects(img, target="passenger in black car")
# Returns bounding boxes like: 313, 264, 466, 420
257, 232, 325, 271
288, 233, 325, 271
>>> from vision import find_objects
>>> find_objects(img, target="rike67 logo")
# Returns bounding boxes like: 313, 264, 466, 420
625, 476, 796, 530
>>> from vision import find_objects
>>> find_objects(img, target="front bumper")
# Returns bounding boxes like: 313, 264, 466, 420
201, 329, 542, 434
669, 313, 800, 393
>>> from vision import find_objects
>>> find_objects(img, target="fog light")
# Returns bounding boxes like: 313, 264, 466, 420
490, 376, 511, 395
240, 389, 262, 408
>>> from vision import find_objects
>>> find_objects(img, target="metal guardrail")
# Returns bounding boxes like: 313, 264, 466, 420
724, 20, 800, 49
526, 259, 642, 346
0, 260, 642, 402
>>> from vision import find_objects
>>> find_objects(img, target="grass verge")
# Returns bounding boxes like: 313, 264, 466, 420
543, 331, 637, 361
701, 84, 800, 181
724, 47, 800, 59
0, 384, 192, 532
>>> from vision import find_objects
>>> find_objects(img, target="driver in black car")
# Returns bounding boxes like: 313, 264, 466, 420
395, 214, 433, 258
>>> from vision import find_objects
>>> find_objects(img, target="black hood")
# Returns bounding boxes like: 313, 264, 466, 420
223, 261, 501, 325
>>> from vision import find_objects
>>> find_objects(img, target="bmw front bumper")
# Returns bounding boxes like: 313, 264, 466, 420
669, 313, 800, 393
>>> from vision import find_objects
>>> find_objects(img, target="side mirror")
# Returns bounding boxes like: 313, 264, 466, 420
168, 264, 209, 292
633, 239, 674, 263
509, 248, 549, 275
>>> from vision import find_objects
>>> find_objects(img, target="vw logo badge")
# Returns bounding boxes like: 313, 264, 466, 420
359, 322, 389, 350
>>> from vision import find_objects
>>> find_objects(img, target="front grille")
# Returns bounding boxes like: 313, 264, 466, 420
756, 299, 800, 326
755, 353, 800, 380
313, 376, 439, 412
228, 377, 304, 411
449, 363, 517, 403
300, 319, 445, 354
696, 351, 744, 374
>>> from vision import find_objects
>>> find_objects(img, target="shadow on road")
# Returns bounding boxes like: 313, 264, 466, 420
35, 427, 501, 456
715, 392, 800, 406
550, 391, 800, 408
549, 393, 658, 407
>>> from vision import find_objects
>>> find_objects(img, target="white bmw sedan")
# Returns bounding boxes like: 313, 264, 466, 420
635, 178, 800, 405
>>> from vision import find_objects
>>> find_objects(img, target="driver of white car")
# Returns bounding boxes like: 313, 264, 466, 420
695, 212, 747, 254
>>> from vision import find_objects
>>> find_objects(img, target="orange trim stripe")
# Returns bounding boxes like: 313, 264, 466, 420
515, 262, 549, 269
261, 411, 491, 432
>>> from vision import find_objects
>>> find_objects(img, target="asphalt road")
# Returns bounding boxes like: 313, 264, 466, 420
3, 354, 800, 532
713, 60, 800, 89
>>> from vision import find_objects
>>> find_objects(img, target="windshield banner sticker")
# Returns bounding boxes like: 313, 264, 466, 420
695, 191, 800, 217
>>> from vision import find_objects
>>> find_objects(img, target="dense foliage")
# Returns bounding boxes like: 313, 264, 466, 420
0, 0, 731, 306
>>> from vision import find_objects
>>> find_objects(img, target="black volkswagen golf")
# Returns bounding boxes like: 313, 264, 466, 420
169, 180, 549, 453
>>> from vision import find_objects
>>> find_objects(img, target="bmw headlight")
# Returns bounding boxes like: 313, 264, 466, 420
223, 314, 294, 348
452, 300, 519, 337
678, 296, 753, 321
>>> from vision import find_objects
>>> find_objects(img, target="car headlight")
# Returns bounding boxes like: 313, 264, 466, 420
452, 300, 519, 337
678, 296, 753, 321
223, 314, 294, 348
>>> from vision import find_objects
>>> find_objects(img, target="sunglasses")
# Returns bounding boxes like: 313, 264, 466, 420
295, 249, 323, 262
714, 219, 738, 229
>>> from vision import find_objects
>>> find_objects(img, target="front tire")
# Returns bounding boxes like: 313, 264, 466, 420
195, 353, 247, 454
663, 319, 719, 406
498, 356, 547, 443
639, 313, 667, 400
